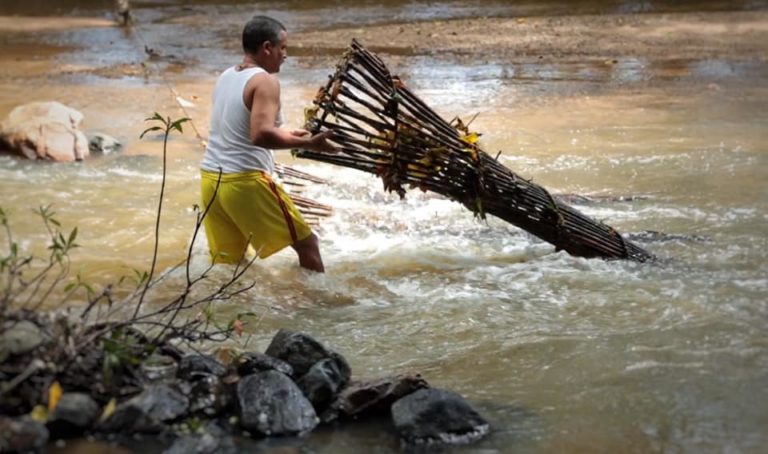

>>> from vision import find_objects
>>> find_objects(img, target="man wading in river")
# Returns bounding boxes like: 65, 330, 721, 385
200, 15, 336, 272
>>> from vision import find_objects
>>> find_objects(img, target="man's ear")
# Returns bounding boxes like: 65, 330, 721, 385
261, 40, 273, 55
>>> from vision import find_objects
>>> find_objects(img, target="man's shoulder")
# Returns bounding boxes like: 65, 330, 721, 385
247, 71, 280, 93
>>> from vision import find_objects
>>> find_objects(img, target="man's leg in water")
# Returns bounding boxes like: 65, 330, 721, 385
292, 233, 324, 272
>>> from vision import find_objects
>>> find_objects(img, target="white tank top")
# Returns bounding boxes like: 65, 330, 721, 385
201, 66, 283, 174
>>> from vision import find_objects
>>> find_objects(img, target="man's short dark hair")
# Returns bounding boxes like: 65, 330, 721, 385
242, 16, 286, 54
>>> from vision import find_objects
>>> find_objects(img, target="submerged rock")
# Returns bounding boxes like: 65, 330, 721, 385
0, 101, 89, 162
0, 416, 49, 452
47, 392, 100, 439
101, 384, 189, 434
237, 370, 317, 436
391, 388, 489, 446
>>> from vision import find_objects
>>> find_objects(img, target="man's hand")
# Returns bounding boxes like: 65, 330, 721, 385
290, 129, 311, 137
306, 129, 339, 154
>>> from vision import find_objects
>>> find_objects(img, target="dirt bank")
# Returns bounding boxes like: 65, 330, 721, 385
292, 11, 768, 62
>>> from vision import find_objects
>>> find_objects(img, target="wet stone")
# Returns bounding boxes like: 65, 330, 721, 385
87, 132, 122, 154
336, 374, 429, 418
177, 354, 227, 379
237, 370, 317, 436
47, 392, 100, 439
181, 372, 232, 417
0, 416, 49, 452
297, 357, 350, 413
0, 320, 49, 361
264, 329, 347, 378
391, 388, 489, 446
237, 352, 294, 378
101, 384, 189, 434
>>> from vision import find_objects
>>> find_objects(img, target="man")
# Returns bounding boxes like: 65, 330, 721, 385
200, 15, 335, 272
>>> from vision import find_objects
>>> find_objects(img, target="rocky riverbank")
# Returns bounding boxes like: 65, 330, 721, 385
1, 318, 489, 452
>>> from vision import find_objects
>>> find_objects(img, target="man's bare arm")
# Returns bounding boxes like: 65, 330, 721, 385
248, 73, 336, 153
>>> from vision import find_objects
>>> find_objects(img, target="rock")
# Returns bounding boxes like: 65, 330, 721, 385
264, 329, 350, 380
391, 388, 489, 446
0, 101, 89, 162
237, 352, 294, 378
237, 370, 317, 436
0, 416, 49, 452
334, 374, 429, 419
88, 132, 122, 154
163, 422, 235, 454
177, 354, 227, 379
181, 372, 232, 417
101, 384, 189, 434
296, 358, 349, 413
47, 392, 100, 439
0, 320, 50, 361
141, 353, 178, 382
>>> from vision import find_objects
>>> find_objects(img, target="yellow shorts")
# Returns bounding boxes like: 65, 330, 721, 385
200, 170, 312, 263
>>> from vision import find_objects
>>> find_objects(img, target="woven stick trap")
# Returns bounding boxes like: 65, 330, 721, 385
294, 40, 652, 262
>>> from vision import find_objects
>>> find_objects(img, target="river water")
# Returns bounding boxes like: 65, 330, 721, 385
1, 1, 767, 453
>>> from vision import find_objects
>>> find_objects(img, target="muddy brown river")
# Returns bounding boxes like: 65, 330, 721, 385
1, 1, 767, 452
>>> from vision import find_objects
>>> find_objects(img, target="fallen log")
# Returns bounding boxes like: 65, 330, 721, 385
294, 40, 652, 262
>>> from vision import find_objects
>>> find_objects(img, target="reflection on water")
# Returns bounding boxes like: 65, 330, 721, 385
1, 1, 767, 453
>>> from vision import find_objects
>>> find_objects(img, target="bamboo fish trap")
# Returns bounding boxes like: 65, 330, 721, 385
294, 40, 652, 262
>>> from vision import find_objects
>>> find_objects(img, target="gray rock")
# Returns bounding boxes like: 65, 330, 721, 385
0, 416, 49, 452
47, 392, 100, 438
87, 132, 122, 154
182, 372, 232, 417
391, 388, 489, 446
101, 384, 189, 434
237, 370, 317, 436
237, 352, 294, 378
177, 354, 227, 379
163, 422, 235, 454
0, 101, 89, 162
141, 353, 178, 382
296, 358, 349, 413
264, 329, 350, 379
0, 320, 49, 361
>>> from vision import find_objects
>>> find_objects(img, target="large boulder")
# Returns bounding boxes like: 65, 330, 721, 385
0, 101, 90, 162
264, 329, 351, 383
391, 388, 489, 446
237, 370, 317, 436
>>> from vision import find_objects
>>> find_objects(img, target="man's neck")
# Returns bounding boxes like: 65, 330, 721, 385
236, 56, 260, 71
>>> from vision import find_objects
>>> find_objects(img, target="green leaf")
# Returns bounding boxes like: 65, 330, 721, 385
145, 112, 164, 123
67, 227, 78, 246
140, 126, 164, 139
171, 118, 190, 133
64, 283, 76, 292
